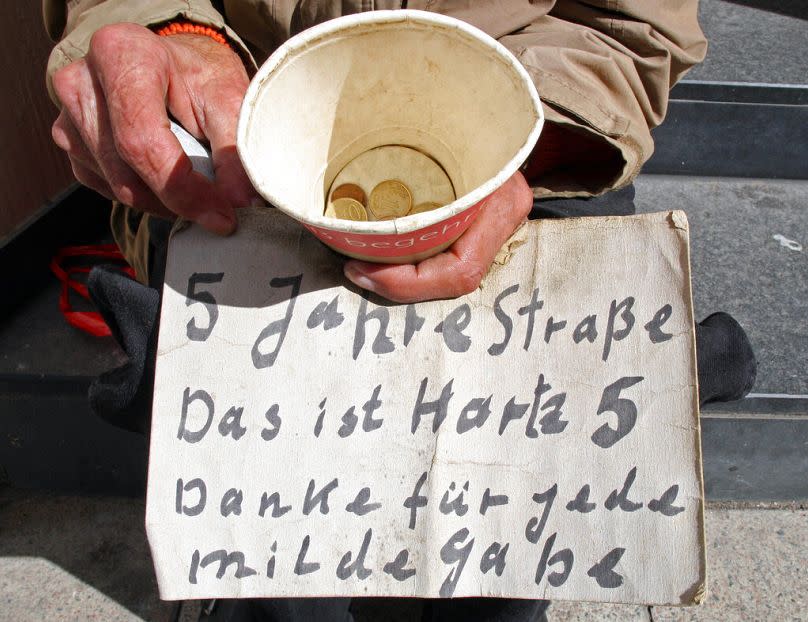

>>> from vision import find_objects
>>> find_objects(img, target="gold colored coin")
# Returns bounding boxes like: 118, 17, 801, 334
331, 197, 368, 221
409, 202, 442, 215
369, 180, 412, 219
330, 183, 366, 206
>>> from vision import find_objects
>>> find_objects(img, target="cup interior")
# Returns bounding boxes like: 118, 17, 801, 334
238, 11, 542, 233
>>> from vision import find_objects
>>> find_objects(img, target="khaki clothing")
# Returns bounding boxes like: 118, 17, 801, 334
44, 0, 707, 283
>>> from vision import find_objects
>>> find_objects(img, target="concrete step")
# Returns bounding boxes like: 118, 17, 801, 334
646, 82, 808, 179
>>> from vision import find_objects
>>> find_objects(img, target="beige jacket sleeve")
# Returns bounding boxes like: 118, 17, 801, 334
43, 0, 258, 104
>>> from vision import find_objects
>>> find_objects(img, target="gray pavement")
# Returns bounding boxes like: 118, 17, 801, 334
0, 489, 174, 622
1, 488, 806, 622
652, 505, 808, 621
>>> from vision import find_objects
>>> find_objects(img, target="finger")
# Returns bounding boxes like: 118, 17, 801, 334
87, 25, 236, 234
52, 96, 174, 218
71, 161, 114, 199
54, 59, 169, 216
345, 250, 485, 303
344, 172, 533, 303
201, 85, 259, 209
53, 112, 105, 176
160, 32, 257, 208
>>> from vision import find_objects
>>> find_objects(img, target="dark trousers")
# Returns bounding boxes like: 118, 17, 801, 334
203, 596, 550, 622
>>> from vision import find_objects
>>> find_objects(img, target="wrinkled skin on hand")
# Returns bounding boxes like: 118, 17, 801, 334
343, 170, 534, 303
51, 23, 255, 235
51, 23, 533, 302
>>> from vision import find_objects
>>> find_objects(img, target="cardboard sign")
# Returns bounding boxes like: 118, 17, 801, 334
146, 208, 705, 605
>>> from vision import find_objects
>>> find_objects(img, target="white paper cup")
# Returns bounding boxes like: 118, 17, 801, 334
237, 10, 543, 263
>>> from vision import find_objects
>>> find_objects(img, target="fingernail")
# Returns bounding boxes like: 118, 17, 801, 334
344, 264, 376, 292
198, 210, 237, 236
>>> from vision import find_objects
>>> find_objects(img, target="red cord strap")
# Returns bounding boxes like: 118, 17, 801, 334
50, 244, 135, 337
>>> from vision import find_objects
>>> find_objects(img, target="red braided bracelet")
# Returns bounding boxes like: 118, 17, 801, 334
155, 21, 232, 50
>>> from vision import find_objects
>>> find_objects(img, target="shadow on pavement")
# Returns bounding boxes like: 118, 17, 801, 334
723, 0, 808, 20
0, 486, 175, 622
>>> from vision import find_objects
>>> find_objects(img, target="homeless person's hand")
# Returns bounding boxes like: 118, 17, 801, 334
343, 170, 533, 303
51, 23, 255, 236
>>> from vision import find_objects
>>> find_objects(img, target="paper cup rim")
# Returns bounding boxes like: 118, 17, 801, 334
237, 9, 544, 235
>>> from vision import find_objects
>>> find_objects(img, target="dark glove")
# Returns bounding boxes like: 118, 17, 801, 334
694, 312, 757, 404
87, 265, 159, 435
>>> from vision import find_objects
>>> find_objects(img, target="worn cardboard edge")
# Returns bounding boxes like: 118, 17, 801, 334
675, 209, 708, 606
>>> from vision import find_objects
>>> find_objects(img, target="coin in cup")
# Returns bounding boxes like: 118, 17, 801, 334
369, 180, 412, 219
330, 197, 368, 221
331, 183, 366, 206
